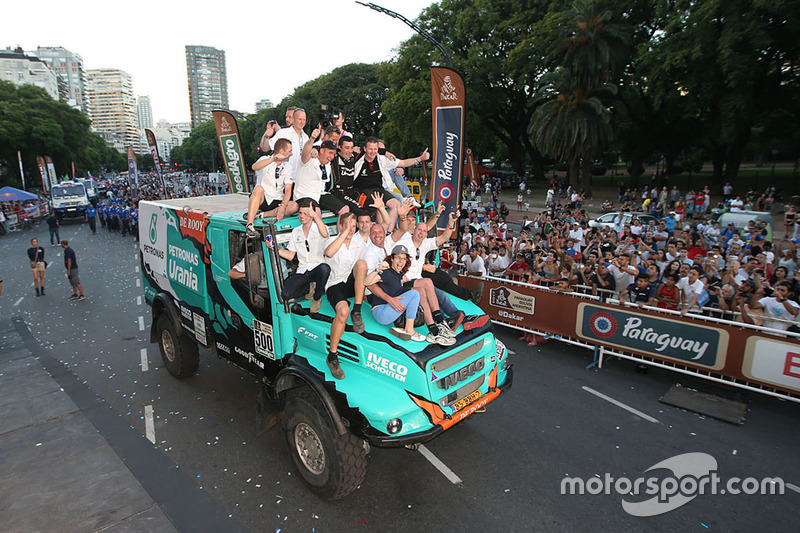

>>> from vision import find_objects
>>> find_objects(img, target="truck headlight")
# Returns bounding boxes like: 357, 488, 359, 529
386, 418, 403, 434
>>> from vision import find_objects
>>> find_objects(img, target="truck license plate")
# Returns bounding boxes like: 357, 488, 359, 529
451, 389, 482, 412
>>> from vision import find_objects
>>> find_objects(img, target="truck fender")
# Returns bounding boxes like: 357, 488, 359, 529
275, 368, 348, 437
149, 293, 184, 343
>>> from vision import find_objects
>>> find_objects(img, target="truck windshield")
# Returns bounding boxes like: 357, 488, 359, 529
52, 186, 85, 197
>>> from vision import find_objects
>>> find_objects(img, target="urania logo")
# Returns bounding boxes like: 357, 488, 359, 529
589, 311, 617, 338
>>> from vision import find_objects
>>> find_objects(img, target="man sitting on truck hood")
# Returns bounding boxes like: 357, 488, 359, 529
323, 212, 368, 380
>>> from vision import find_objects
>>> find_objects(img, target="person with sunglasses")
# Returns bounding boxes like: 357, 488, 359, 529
265, 199, 330, 313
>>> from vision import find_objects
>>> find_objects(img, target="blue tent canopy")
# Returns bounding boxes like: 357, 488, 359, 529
0, 186, 39, 202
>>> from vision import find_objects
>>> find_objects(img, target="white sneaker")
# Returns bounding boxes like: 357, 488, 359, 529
426, 332, 456, 346
437, 322, 457, 339
405, 197, 422, 208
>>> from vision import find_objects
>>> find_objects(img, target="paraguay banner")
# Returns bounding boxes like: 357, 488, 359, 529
127, 146, 138, 197
145, 128, 168, 197
44, 156, 57, 189
212, 110, 249, 194
430, 67, 466, 234
36, 156, 48, 192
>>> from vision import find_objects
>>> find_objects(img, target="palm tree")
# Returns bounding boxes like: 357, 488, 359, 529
529, 0, 630, 193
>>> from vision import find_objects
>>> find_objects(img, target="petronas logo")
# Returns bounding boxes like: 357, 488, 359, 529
149, 214, 158, 244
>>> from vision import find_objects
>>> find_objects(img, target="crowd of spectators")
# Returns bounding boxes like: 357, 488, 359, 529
454, 179, 800, 340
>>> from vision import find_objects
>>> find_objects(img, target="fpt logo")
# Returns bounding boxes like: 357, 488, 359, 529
149, 213, 158, 244
589, 311, 617, 338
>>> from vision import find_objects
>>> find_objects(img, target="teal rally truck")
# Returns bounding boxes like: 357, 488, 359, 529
139, 194, 513, 499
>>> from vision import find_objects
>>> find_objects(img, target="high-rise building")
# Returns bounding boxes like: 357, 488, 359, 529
86, 68, 138, 152
137, 96, 154, 130
0, 47, 59, 100
255, 99, 274, 111
185, 45, 228, 129
31, 46, 89, 117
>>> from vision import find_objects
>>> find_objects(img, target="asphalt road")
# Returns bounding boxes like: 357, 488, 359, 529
1, 220, 798, 532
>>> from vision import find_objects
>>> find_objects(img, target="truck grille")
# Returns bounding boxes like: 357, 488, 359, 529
430, 339, 484, 373
439, 375, 485, 407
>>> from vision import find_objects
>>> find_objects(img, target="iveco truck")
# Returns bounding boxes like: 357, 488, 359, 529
139, 194, 513, 499
50, 180, 90, 221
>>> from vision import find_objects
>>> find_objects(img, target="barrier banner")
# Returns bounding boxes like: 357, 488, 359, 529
145, 128, 168, 197
127, 146, 138, 197
212, 110, 249, 194
36, 156, 48, 192
458, 276, 800, 397
430, 67, 465, 234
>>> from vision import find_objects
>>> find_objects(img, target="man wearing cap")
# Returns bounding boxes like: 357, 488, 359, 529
589, 262, 616, 298
294, 128, 349, 215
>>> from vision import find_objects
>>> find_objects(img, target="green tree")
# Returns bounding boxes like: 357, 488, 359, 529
171, 120, 221, 172
529, 0, 631, 192
383, 0, 561, 176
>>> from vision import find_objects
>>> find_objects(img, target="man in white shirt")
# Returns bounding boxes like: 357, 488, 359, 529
323, 212, 367, 379
270, 198, 330, 313
678, 266, 706, 315
740, 281, 799, 334
269, 108, 309, 177
245, 138, 298, 238
294, 138, 348, 214
568, 222, 586, 254
608, 253, 638, 298
464, 247, 487, 276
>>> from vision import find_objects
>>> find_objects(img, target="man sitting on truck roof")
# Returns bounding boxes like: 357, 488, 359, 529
323, 212, 368, 380
245, 138, 299, 238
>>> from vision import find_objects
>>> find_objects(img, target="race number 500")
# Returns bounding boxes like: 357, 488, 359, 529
253, 320, 275, 360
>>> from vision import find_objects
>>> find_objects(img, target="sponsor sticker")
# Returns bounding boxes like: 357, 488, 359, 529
192, 312, 206, 345
489, 286, 535, 315
741, 337, 800, 393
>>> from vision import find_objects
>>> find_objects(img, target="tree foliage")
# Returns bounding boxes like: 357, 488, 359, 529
0, 81, 124, 188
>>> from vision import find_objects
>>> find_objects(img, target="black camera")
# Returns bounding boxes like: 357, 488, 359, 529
318, 105, 340, 129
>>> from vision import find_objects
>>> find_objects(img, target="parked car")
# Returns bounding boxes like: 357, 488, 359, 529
589, 211, 658, 229
714, 210, 775, 241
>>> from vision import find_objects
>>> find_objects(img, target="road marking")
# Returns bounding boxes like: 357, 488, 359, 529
418, 444, 462, 484
138, 316, 145, 331
787, 483, 800, 494
13, 297, 24, 307
140, 348, 149, 372
144, 405, 155, 444
581, 386, 659, 424
135, 278, 141, 287
135, 265, 140, 273
137, 296, 142, 306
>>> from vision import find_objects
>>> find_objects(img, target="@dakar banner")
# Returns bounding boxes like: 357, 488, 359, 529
36, 156, 49, 193
126, 146, 138, 197
430, 66, 465, 234
145, 128, 168, 197
45, 156, 57, 189
212, 110, 249, 194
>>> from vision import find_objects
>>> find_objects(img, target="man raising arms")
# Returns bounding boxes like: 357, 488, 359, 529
245, 138, 298, 238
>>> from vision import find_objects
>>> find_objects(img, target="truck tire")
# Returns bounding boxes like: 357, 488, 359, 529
283, 389, 367, 500
156, 314, 199, 379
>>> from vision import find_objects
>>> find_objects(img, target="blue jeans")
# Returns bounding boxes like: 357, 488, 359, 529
372, 290, 420, 325
281, 264, 331, 301
391, 170, 412, 197
49, 228, 60, 244
435, 287, 459, 317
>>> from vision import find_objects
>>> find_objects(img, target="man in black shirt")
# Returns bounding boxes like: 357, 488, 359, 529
61, 240, 85, 301
330, 135, 363, 212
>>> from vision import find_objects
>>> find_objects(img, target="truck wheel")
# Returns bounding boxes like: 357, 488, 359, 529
156, 314, 199, 379
283, 390, 367, 500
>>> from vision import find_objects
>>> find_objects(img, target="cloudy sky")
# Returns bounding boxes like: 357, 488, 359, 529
5, 0, 436, 123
